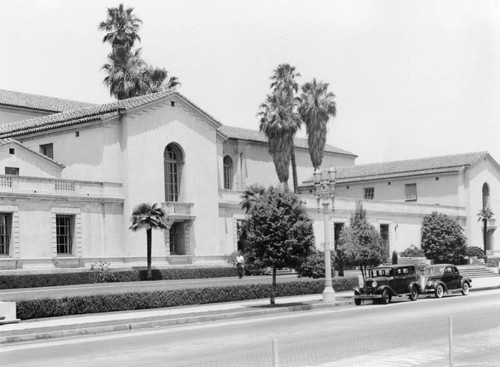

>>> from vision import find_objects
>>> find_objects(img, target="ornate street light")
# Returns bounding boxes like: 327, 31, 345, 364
313, 167, 336, 303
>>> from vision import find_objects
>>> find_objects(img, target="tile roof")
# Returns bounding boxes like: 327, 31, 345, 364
218, 125, 356, 156
0, 89, 95, 112
0, 90, 180, 138
301, 151, 491, 185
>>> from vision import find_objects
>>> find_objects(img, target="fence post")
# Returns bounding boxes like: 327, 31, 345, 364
273, 339, 279, 367
449, 315, 453, 367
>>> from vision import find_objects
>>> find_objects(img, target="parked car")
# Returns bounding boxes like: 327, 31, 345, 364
353, 265, 421, 305
421, 264, 471, 298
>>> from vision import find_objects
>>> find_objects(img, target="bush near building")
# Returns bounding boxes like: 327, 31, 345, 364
421, 212, 467, 264
14, 277, 359, 320
0, 267, 238, 290
296, 250, 335, 279
465, 246, 486, 260
400, 245, 426, 258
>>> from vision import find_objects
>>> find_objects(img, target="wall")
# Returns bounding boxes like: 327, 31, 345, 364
0, 144, 62, 178
0, 106, 47, 125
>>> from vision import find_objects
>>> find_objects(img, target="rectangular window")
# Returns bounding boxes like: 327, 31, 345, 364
0, 214, 11, 255
56, 215, 73, 255
5, 167, 19, 175
364, 187, 374, 200
405, 183, 417, 201
380, 224, 389, 249
40, 143, 54, 159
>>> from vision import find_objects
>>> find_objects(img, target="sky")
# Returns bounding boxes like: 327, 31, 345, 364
1, 0, 500, 164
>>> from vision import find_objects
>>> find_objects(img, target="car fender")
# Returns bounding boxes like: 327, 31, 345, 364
435, 280, 449, 294
377, 285, 397, 297
353, 287, 362, 294
407, 281, 420, 293
461, 278, 472, 288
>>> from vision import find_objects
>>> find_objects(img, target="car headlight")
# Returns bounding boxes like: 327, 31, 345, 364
427, 281, 433, 287
372, 281, 377, 287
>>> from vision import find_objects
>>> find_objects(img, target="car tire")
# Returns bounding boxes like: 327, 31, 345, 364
354, 291, 362, 306
410, 285, 419, 301
435, 284, 444, 298
461, 282, 470, 296
380, 289, 391, 304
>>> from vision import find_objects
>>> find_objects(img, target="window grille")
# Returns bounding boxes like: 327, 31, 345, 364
164, 144, 183, 202
0, 214, 11, 255
405, 183, 417, 201
223, 156, 233, 189
56, 215, 73, 255
364, 187, 374, 200
40, 143, 54, 159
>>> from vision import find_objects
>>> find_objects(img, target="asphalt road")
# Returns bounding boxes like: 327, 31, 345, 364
2, 290, 500, 367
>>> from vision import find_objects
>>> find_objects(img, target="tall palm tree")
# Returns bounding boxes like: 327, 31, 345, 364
98, 3, 142, 51
129, 203, 167, 280
258, 94, 301, 192
142, 65, 180, 93
298, 79, 337, 169
270, 64, 301, 193
477, 207, 494, 256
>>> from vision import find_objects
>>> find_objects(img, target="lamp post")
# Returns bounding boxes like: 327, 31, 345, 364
314, 167, 336, 303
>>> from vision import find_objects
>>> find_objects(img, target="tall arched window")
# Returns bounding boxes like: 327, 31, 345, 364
164, 144, 183, 202
482, 183, 490, 209
223, 156, 233, 190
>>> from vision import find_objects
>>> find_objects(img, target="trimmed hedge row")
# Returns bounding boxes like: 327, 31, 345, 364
15, 277, 359, 320
0, 267, 238, 289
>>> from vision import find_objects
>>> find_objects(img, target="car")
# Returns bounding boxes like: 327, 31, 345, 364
421, 264, 472, 298
353, 264, 421, 305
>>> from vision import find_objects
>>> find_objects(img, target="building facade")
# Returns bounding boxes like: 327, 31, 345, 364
0, 89, 497, 270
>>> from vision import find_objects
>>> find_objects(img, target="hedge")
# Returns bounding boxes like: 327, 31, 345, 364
0, 267, 238, 289
15, 277, 359, 320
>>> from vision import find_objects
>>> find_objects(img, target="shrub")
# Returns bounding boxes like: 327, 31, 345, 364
296, 250, 335, 279
90, 261, 115, 283
400, 245, 426, 258
465, 246, 486, 259
421, 212, 467, 264
486, 257, 500, 268
0, 267, 238, 290
392, 251, 398, 264
14, 277, 359, 320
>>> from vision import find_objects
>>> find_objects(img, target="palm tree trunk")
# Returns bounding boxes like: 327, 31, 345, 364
483, 219, 488, 255
270, 266, 277, 305
146, 228, 152, 280
291, 147, 298, 194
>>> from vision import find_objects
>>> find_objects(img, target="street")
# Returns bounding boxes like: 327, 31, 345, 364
1, 290, 500, 367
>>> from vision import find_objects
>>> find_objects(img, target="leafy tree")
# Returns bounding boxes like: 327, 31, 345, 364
270, 64, 301, 193
477, 207, 494, 256
240, 184, 266, 214
241, 187, 315, 304
99, 3, 178, 100
337, 203, 388, 286
421, 212, 467, 264
129, 203, 167, 279
258, 94, 300, 192
296, 249, 335, 279
298, 78, 337, 169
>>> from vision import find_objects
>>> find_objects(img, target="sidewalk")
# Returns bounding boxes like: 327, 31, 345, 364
0, 292, 354, 344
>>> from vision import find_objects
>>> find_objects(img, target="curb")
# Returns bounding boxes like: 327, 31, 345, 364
0, 299, 352, 344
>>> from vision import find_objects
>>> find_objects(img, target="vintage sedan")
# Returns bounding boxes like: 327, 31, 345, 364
421, 264, 472, 298
353, 265, 421, 305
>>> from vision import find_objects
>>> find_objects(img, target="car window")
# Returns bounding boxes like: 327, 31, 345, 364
444, 266, 453, 274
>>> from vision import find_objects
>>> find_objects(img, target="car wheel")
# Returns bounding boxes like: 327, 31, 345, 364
435, 284, 444, 298
354, 291, 362, 306
410, 285, 419, 301
461, 282, 470, 296
381, 289, 391, 304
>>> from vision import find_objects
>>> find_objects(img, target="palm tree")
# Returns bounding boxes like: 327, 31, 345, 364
240, 184, 266, 213
129, 203, 167, 280
269, 64, 301, 193
142, 65, 180, 93
477, 207, 494, 256
98, 4, 142, 51
258, 94, 301, 192
298, 79, 337, 169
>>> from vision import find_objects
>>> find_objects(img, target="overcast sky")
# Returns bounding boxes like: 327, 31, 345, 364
1, 0, 499, 164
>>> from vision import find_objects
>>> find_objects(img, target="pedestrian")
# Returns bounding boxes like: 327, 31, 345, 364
236, 252, 245, 279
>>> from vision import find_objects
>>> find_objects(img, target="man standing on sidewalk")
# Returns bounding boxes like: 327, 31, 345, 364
236, 252, 245, 279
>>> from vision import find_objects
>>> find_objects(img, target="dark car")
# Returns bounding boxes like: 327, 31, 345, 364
353, 265, 421, 305
421, 264, 471, 298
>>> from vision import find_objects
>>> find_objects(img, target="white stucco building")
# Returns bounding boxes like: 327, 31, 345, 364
0, 88, 497, 270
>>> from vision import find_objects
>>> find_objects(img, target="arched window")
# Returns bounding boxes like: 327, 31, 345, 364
223, 156, 233, 190
164, 144, 183, 202
482, 183, 490, 209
